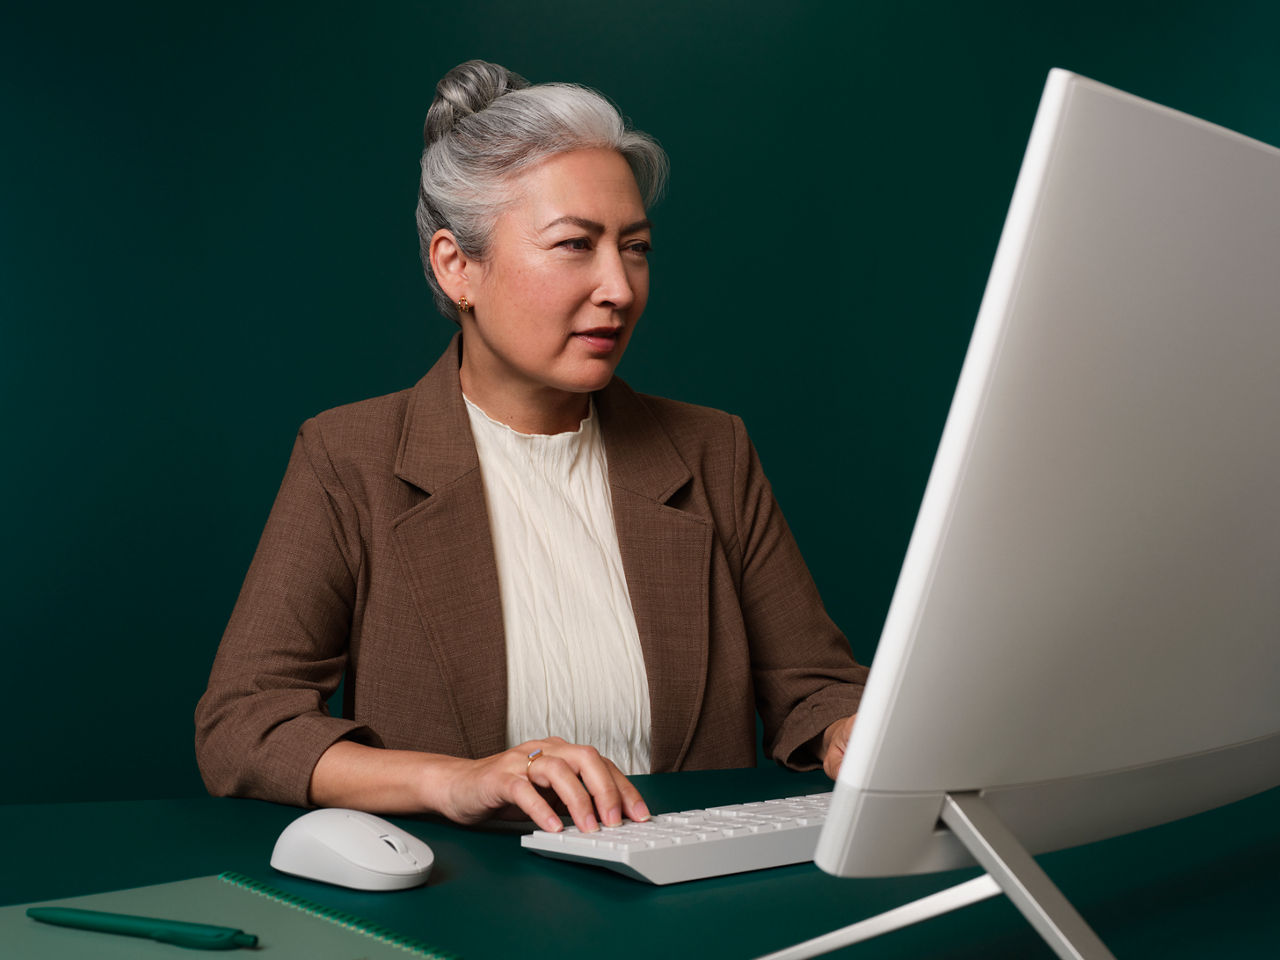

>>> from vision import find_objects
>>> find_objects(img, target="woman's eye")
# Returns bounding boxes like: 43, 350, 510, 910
625, 241, 652, 256
558, 237, 591, 251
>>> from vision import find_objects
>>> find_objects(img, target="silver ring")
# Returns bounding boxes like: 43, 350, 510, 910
526, 748, 543, 776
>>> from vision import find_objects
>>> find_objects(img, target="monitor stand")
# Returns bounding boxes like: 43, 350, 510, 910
758, 792, 1116, 960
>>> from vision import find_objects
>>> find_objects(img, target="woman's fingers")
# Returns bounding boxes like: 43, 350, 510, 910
612, 767, 650, 823
440, 740, 652, 833
503, 773, 567, 833
821, 714, 857, 780
522, 740, 650, 831
545, 743, 621, 825
527, 751, 602, 832
576, 753, 648, 824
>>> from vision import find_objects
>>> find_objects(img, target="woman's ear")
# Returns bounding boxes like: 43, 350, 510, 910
429, 229, 472, 303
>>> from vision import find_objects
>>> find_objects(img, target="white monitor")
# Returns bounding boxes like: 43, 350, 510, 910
807, 69, 1280, 959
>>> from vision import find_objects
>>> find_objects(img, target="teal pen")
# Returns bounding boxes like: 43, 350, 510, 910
27, 906, 258, 950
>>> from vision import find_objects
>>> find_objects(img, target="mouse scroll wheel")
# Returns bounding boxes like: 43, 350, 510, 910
380, 834, 410, 856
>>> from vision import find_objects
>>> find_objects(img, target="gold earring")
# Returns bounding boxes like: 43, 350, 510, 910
457, 296, 472, 313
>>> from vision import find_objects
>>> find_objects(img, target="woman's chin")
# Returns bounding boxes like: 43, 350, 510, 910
562, 360, 624, 394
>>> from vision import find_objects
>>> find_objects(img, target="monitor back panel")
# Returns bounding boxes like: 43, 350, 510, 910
819, 70, 1280, 877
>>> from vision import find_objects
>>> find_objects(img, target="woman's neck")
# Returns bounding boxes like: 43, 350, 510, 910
459, 374, 591, 435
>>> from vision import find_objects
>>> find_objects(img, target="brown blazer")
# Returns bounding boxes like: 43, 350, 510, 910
195, 337, 867, 806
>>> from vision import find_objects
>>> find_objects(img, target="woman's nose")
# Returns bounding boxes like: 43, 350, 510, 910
592, 249, 635, 309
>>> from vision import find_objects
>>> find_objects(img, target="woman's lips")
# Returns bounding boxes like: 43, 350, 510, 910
573, 329, 622, 354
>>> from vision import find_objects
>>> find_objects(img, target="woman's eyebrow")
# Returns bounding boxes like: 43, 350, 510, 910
539, 215, 653, 235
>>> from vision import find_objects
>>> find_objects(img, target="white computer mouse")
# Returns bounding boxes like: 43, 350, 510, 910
270, 808, 434, 891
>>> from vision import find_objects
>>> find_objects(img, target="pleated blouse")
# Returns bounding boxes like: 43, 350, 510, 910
463, 395, 653, 774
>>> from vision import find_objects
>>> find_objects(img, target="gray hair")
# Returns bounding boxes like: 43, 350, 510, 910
416, 60, 669, 323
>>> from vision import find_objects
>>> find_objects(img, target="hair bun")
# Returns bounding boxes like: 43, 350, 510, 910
424, 60, 530, 146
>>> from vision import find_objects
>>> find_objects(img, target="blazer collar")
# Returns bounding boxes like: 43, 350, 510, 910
594, 376, 693, 503
394, 334, 695, 502
394, 334, 477, 495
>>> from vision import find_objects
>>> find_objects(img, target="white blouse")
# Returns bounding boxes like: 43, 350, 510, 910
463, 395, 652, 775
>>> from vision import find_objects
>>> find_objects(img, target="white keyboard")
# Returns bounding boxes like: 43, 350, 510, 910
520, 792, 831, 885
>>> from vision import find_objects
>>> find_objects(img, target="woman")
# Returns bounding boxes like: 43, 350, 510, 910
195, 60, 867, 837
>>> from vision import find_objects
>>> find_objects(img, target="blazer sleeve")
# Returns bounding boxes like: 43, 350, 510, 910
729, 415, 869, 769
194, 420, 381, 806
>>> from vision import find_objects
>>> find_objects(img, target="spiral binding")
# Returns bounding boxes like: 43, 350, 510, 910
218, 871, 457, 959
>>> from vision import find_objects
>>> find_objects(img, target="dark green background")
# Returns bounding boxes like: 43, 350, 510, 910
3, 0, 1279, 803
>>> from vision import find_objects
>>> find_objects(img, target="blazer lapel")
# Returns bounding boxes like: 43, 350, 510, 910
597, 380, 712, 771
391, 337, 508, 758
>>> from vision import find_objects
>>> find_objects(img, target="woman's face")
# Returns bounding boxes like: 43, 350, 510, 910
456, 148, 651, 424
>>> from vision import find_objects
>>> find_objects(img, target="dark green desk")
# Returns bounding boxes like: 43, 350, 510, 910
4, 769, 1278, 958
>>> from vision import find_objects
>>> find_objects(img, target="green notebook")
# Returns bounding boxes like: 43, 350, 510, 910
3, 872, 456, 959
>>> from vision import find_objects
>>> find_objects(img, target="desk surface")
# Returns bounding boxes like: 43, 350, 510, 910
4, 768, 1279, 959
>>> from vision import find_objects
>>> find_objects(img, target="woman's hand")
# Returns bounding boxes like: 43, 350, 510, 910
437, 737, 649, 834
820, 714, 857, 780
309, 738, 649, 834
